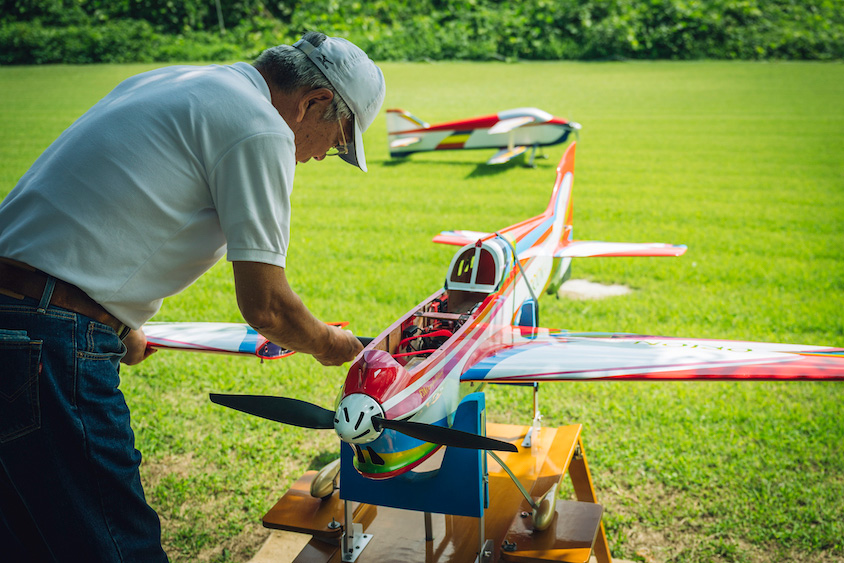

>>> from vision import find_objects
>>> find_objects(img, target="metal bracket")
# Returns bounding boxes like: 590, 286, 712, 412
475, 539, 494, 562
341, 500, 373, 562
521, 382, 542, 448
521, 412, 542, 447
340, 526, 372, 562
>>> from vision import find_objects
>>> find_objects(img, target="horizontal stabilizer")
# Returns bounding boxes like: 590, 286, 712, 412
557, 241, 687, 258
487, 145, 528, 165
462, 329, 844, 382
488, 115, 535, 135
432, 230, 492, 246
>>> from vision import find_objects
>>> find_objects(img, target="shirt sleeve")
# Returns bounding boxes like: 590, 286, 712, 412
208, 132, 295, 268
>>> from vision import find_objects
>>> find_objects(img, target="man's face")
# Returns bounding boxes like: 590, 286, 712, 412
295, 112, 352, 165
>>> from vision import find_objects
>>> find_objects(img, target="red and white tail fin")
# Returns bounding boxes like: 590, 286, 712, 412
548, 143, 686, 258
386, 108, 429, 134
546, 141, 576, 241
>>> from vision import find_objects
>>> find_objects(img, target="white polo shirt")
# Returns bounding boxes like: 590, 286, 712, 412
0, 62, 294, 329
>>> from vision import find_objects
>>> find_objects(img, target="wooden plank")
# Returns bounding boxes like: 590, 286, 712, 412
291, 537, 340, 563
333, 507, 482, 562
263, 471, 361, 539
487, 423, 581, 498
501, 500, 602, 563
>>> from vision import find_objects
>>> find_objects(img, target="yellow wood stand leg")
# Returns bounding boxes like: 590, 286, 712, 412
497, 425, 611, 563
567, 437, 612, 563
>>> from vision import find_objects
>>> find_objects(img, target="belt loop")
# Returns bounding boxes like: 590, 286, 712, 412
37, 275, 57, 313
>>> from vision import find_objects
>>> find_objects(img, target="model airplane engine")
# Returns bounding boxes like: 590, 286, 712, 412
336, 350, 409, 445
334, 392, 384, 445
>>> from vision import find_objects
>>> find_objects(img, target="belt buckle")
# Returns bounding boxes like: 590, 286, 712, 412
117, 324, 131, 340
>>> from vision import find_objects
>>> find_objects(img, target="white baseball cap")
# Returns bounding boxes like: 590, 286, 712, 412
294, 36, 385, 172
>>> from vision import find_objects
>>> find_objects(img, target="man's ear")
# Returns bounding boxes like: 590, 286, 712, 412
295, 88, 335, 123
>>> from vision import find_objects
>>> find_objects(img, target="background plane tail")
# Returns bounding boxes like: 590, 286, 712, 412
386, 108, 429, 134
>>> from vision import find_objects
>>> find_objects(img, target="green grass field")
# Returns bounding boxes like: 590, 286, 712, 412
1, 61, 842, 563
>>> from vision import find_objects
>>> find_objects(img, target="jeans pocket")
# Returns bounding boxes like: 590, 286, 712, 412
0, 329, 43, 443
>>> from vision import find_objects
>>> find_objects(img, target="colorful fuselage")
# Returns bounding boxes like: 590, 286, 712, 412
335, 144, 577, 479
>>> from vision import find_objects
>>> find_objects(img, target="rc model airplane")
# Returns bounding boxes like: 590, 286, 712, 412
144, 142, 844, 539
387, 107, 581, 166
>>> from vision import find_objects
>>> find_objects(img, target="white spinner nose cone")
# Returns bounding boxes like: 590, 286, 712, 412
334, 393, 384, 444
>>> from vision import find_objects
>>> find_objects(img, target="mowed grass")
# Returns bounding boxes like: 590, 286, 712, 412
1, 61, 842, 563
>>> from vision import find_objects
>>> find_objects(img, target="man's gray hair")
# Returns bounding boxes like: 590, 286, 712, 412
254, 31, 352, 122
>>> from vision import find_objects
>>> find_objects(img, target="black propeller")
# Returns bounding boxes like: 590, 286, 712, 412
209, 393, 517, 452
209, 393, 334, 429
373, 416, 518, 452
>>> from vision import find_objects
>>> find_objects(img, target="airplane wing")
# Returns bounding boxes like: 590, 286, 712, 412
390, 136, 421, 148
487, 145, 528, 165
557, 241, 688, 257
144, 321, 348, 360
488, 116, 536, 135
432, 230, 492, 246
461, 329, 844, 382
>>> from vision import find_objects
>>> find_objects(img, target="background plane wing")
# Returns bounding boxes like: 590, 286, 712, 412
557, 241, 687, 257
488, 115, 536, 135
144, 321, 348, 360
487, 145, 528, 165
461, 329, 844, 382
432, 230, 492, 246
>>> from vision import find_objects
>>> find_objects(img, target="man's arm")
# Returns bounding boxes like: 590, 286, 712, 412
232, 261, 362, 366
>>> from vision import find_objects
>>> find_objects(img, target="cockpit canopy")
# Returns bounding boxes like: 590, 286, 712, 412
445, 237, 512, 294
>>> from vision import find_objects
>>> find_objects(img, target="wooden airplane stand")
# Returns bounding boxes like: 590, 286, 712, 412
262, 423, 612, 563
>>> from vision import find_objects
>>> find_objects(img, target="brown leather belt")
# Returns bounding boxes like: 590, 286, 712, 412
0, 259, 130, 339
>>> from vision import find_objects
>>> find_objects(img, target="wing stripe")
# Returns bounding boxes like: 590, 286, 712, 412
461, 334, 844, 382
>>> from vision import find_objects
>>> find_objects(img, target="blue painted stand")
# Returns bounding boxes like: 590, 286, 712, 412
339, 392, 490, 518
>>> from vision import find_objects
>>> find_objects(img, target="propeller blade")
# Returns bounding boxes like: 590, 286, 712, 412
373, 417, 517, 452
209, 393, 334, 429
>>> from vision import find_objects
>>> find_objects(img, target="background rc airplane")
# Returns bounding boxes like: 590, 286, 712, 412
144, 142, 844, 535
387, 107, 581, 165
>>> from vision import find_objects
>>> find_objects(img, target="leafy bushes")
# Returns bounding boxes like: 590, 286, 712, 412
324, 0, 844, 61
1, 0, 842, 63
0, 19, 156, 64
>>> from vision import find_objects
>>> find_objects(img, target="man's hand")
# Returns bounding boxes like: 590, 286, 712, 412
121, 328, 157, 365
313, 326, 364, 366
233, 261, 362, 366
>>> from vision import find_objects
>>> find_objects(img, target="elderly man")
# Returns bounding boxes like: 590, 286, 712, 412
0, 31, 384, 561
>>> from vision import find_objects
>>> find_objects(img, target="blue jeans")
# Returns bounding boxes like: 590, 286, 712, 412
0, 283, 168, 562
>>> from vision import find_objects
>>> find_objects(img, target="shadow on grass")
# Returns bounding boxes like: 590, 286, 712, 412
380, 153, 553, 178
